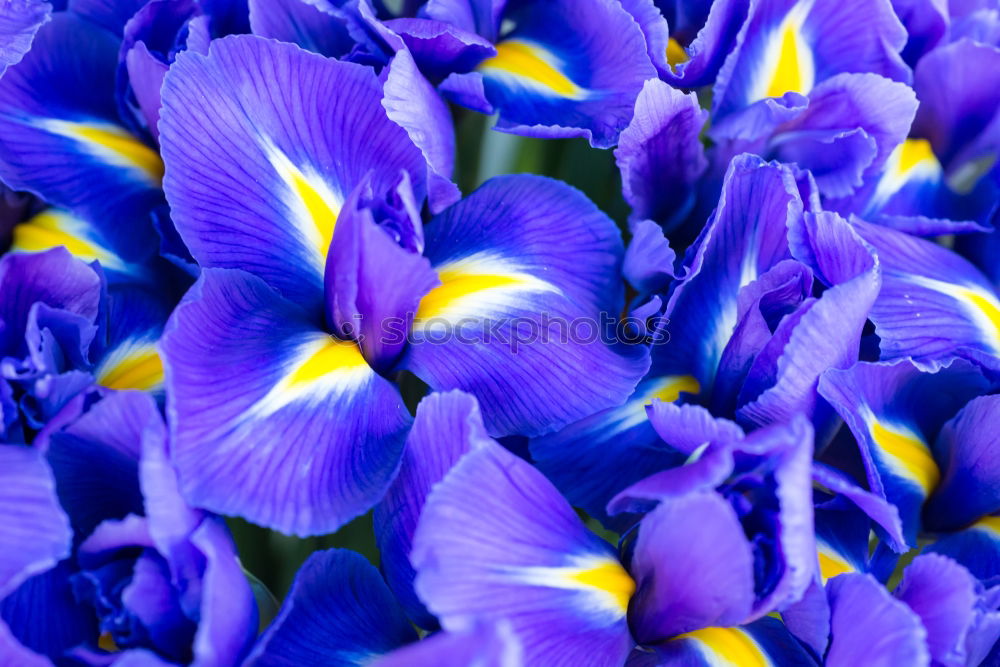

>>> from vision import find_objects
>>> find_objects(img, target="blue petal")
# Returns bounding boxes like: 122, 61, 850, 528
851, 217, 1000, 370
0, 0, 50, 76
373, 621, 522, 667
894, 553, 1000, 666
711, 0, 909, 119
44, 391, 147, 541
614, 80, 708, 230
825, 574, 929, 665
373, 390, 493, 629
404, 174, 649, 437
412, 440, 634, 666
161, 268, 410, 536
818, 358, 989, 545
926, 395, 1000, 531
248, 0, 355, 57
245, 548, 417, 666
0, 13, 164, 244
737, 211, 880, 432
0, 446, 71, 599
469, 0, 656, 147
159, 34, 427, 313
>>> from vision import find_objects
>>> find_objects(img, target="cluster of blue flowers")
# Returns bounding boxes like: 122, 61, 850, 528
1, 0, 999, 664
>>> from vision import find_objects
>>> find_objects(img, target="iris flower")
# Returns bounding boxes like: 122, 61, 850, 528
156, 34, 648, 536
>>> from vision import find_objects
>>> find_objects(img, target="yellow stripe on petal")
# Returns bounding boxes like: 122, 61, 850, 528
413, 254, 560, 327
907, 275, 1000, 355
11, 210, 126, 271
36, 119, 163, 185
869, 420, 940, 494
513, 555, 635, 619
960, 289, 1000, 349
598, 375, 701, 434
870, 138, 943, 207
265, 144, 343, 263
479, 40, 586, 99
666, 38, 689, 68
285, 336, 368, 388
817, 544, 853, 582
566, 560, 636, 615
416, 273, 525, 321
253, 335, 371, 415
674, 626, 770, 667
646, 374, 701, 405
753, 1, 815, 102
972, 516, 1000, 537
97, 344, 164, 392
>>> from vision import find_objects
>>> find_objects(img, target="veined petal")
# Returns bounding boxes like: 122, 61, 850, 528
818, 358, 989, 545
660, 0, 750, 88
412, 441, 634, 666
383, 48, 461, 213
0, 0, 50, 76
614, 80, 708, 229
654, 155, 801, 394
0, 246, 103, 361
737, 211, 880, 431
0, 13, 163, 242
913, 39, 1000, 174
627, 490, 756, 642
159, 35, 427, 313
245, 549, 417, 666
825, 574, 929, 666
531, 375, 698, 527
894, 554, 1000, 667
248, 0, 355, 58
161, 268, 410, 536
765, 74, 918, 199
44, 391, 150, 542
0, 446, 71, 599
405, 175, 648, 437
464, 0, 656, 147
325, 181, 439, 371
852, 218, 1000, 369
374, 390, 494, 628
712, 0, 908, 119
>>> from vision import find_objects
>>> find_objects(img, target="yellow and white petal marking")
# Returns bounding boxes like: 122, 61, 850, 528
34, 119, 164, 186
672, 626, 771, 667
906, 275, 1000, 356
749, 0, 816, 103
263, 142, 343, 268
870, 138, 943, 209
413, 253, 561, 330
11, 209, 127, 272
97, 341, 164, 392
510, 554, 635, 620
972, 515, 1000, 538
478, 39, 588, 99
817, 542, 854, 583
250, 334, 371, 416
603, 375, 701, 434
864, 410, 940, 495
